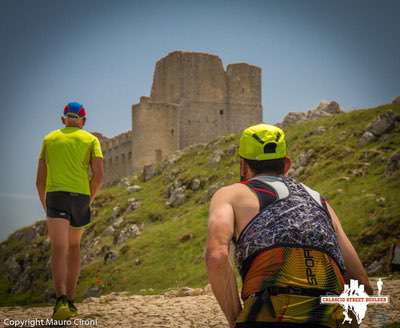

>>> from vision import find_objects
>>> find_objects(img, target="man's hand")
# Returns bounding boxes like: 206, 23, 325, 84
36, 159, 47, 211
206, 187, 242, 327
90, 157, 104, 204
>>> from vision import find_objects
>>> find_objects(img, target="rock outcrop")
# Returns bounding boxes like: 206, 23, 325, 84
392, 96, 400, 104
359, 110, 400, 146
385, 152, 400, 177
282, 100, 342, 125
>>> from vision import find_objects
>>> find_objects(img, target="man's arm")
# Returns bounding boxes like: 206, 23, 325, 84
90, 157, 104, 204
326, 201, 374, 295
36, 159, 47, 211
206, 187, 242, 328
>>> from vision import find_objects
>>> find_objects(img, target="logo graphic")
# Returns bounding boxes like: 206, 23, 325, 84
320, 279, 389, 325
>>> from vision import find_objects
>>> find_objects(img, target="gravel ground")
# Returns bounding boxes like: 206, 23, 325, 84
0, 278, 398, 328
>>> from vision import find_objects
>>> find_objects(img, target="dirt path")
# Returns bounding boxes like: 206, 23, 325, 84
0, 279, 398, 328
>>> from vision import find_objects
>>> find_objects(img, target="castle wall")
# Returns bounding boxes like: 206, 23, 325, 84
178, 100, 229, 149
131, 97, 179, 171
100, 131, 132, 185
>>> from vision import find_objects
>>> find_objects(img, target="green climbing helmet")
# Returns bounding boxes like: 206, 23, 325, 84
239, 123, 287, 160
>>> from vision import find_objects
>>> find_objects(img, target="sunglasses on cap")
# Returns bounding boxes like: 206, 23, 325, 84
64, 113, 83, 119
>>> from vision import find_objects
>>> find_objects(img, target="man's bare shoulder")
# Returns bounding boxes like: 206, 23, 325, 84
212, 183, 249, 200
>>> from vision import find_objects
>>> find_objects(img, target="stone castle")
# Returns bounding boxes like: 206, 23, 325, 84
98, 51, 263, 184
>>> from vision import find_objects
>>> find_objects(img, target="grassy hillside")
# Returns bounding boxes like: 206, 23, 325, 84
0, 103, 399, 306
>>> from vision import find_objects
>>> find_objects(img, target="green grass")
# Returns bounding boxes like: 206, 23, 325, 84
1, 103, 399, 306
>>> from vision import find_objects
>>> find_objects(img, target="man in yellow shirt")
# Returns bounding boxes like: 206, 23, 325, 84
36, 102, 104, 320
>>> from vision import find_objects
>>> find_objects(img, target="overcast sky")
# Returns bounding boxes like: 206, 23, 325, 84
0, 0, 399, 240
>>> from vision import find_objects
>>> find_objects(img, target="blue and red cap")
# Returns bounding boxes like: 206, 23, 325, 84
63, 102, 86, 118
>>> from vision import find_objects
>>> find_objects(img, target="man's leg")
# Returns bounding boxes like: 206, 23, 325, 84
47, 218, 70, 297
66, 227, 84, 300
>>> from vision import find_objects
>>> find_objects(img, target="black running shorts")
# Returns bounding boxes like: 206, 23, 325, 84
46, 191, 91, 228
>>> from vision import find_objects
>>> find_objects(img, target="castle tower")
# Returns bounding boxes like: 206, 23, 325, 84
131, 51, 263, 172
131, 97, 179, 171
226, 63, 262, 133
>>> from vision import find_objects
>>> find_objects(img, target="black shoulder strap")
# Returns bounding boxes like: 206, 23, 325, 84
240, 179, 278, 211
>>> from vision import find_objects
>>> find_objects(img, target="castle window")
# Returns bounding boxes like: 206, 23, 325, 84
219, 110, 224, 115
171, 129, 174, 135
128, 152, 132, 159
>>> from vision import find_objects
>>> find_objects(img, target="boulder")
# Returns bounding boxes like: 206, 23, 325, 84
98, 245, 112, 256
176, 287, 203, 297
165, 287, 204, 297
304, 126, 326, 137
161, 150, 183, 169
359, 131, 377, 146
119, 177, 130, 187
288, 166, 305, 178
376, 197, 386, 206
385, 152, 400, 177
225, 144, 238, 156
205, 181, 224, 201
172, 178, 182, 189
366, 110, 399, 137
168, 193, 186, 207
392, 96, 400, 104
190, 178, 201, 191
309, 100, 342, 115
114, 224, 141, 245
282, 101, 341, 126
166, 186, 186, 207
208, 150, 224, 166
103, 226, 115, 236
112, 217, 124, 228
282, 112, 307, 125
367, 258, 385, 275
112, 206, 121, 219
85, 286, 102, 298
104, 250, 118, 264
297, 149, 315, 167
359, 111, 400, 145
5, 255, 21, 278
127, 185, 142, 193
12, 271, 32, 293
350, 168, 365, 177
127, 200, 140, 212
